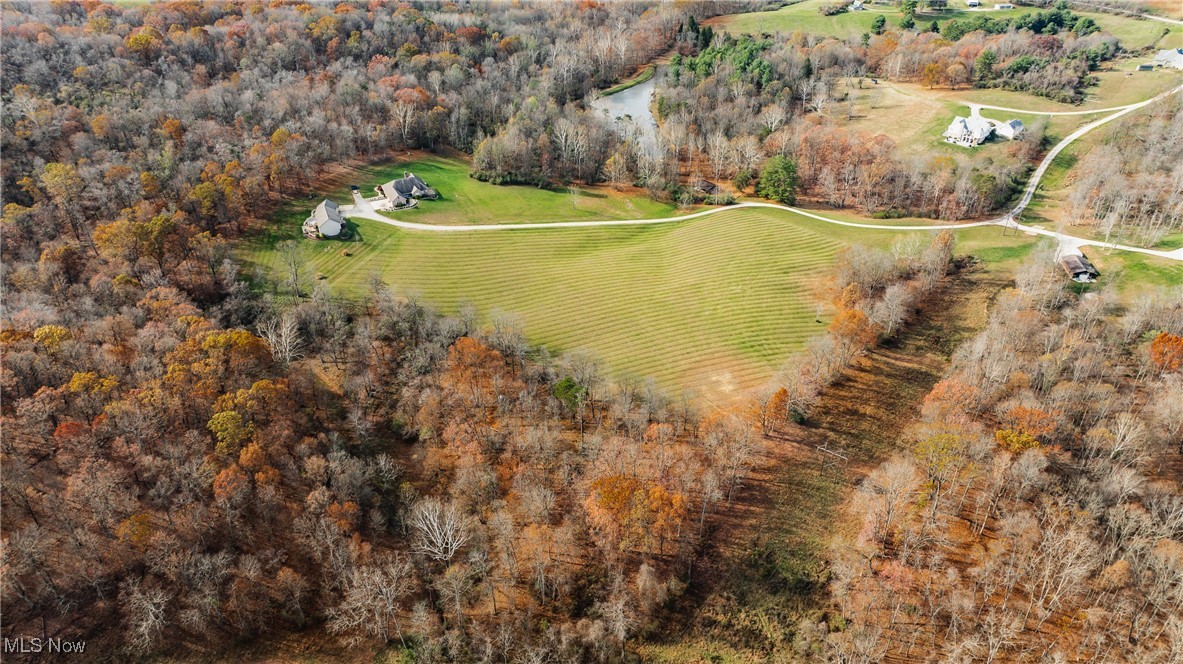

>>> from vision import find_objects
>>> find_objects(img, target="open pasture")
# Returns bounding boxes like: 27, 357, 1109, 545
708, 0, 1181, 50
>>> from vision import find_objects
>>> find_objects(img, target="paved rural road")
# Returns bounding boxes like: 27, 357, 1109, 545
341, 83, 1183, 262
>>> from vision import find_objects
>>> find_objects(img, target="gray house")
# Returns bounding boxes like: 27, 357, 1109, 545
1154, 48, 1183, 69
375, 171, 438, 206
303, 199, 344, 238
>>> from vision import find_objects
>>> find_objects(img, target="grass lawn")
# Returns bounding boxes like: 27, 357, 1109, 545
334, 154, 685, 226
240, 193, 1045, 400
824, 79, 1089, 161
709, 0, 1181, 50
244, 207, 843, 401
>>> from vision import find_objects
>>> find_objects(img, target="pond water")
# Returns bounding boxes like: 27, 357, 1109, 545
590, 70, 660, 155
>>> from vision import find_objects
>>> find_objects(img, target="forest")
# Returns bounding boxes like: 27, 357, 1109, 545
1061, 99, 1183, 249
828, 253, 1183, 661
2, 0, 1181, 661
0, 0, 768, 659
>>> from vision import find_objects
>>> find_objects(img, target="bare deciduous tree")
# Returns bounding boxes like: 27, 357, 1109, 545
411, 498, 472, 562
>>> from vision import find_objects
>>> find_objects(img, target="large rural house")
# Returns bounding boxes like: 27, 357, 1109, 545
1153, 48, 1183, 69
943, 115, 1024, 147
374, 171, 438, 209
303, 199, 344, 238
943, 116, 994, 146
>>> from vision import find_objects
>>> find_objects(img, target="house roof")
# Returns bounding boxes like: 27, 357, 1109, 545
376, 182, 410, 204
308, 199, 343, 232
382, 172, 433, 198
1154, 48, 1183, 67
693, 179, 719, 193
944, 116, 993, 143
1059, 254, 1098, 277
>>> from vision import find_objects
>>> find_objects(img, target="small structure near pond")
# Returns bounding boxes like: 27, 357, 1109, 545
303, 199, 344, 238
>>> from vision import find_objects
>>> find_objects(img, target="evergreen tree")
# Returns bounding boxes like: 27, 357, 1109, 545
756, 156, 799, 205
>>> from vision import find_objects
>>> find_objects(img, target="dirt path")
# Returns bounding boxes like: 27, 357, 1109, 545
649, 266, 1005, 660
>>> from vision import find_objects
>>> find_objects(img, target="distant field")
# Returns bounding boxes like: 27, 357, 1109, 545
708, 0, 1181, 50
706, 0, 1031, 39
830, 79, 1095, 156
341, 155, 684, 226
886, 66, 1182, 112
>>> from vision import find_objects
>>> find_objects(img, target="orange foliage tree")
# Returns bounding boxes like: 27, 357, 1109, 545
1149, 332, 1183, 373
995, 404, 1059, 452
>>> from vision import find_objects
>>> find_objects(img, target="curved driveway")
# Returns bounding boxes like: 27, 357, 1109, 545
340, 83, 1183, 263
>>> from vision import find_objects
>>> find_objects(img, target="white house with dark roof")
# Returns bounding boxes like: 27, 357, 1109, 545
1153, 48, 1183, 69
303, 199, 344, 238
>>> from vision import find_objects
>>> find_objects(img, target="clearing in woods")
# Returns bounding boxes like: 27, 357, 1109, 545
241, 194, 1031, 400
636, 265, 1006, 662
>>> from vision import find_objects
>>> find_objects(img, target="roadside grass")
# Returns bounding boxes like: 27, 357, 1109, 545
601, 65, 656, 96
881, 67, 1181, 115
1096, 250, 1183, 288
709, 0, 1179, 49
1141, 0, 1183, 22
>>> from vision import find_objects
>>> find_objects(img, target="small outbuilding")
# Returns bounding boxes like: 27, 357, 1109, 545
303, 199, 344, 238
995, 118, 1025, 140
1060, 253, 1099, 283
693, 179, 720, 195
995, 2, 1014, 8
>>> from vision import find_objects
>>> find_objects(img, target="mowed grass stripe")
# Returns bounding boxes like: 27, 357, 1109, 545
243, 206, 854, 394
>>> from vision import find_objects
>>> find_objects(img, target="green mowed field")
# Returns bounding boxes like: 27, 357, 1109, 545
242, 197, 1044, 398
710, 0, 1181, 50
245, 208, 844, 399
348, 154, 684, 225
